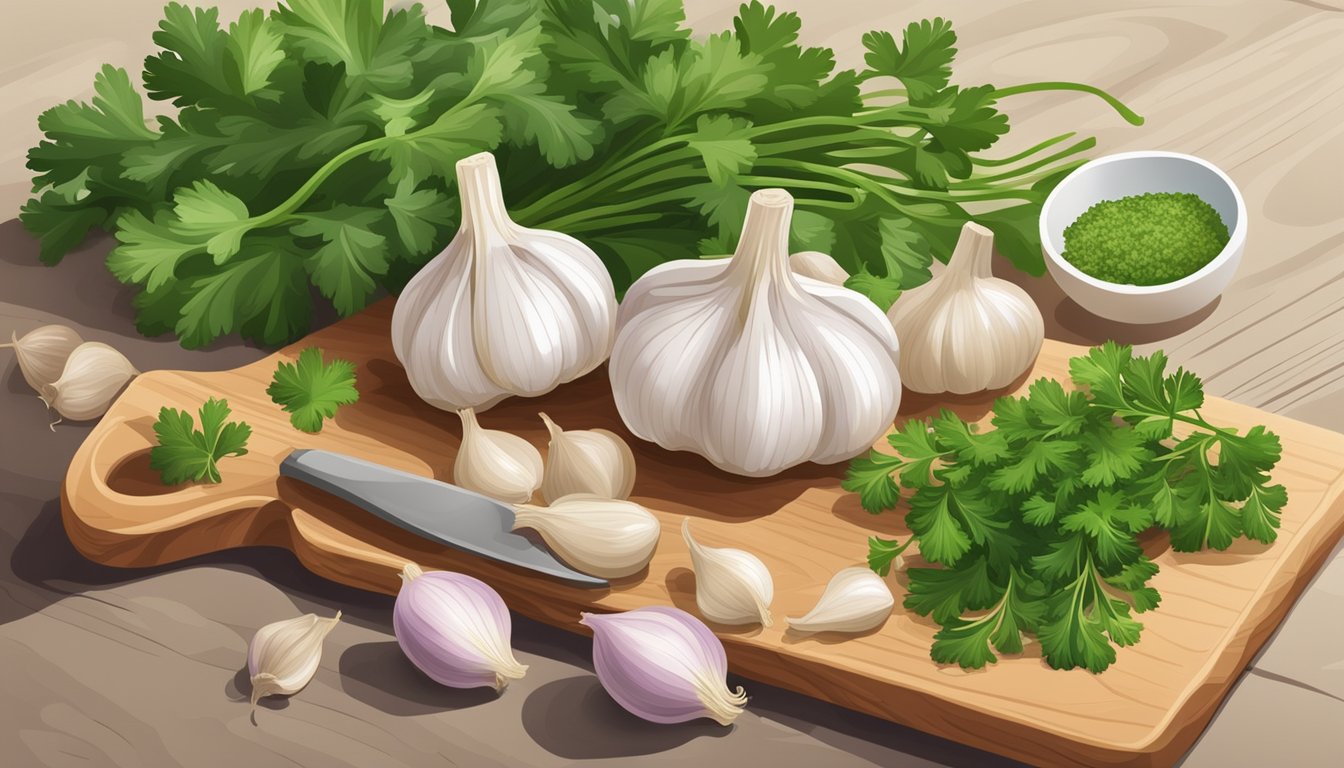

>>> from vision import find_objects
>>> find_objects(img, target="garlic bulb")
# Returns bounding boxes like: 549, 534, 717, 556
391, 152, 617, 412
454, 408, 542, 503
540, 413, 636, 502
2, 324, 83, 391
40, 341, 139, 422
789, 251, 849, 285
248, 611, 341, 707
682, 519, 773, 627
581, 607, 748, 726
512, 494, 660, 578
888, 222, 1044, 394
393, 563, 527, 691
786, 567, 894, 635
610, 189, 901, 477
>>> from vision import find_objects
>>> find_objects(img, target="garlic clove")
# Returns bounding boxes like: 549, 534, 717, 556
2, 324, 83, 392
610, 189, 901, 477
453, 407, 543, 503
539, 412, 636, 502
789, 251, 849, 285
888, 222, 1044, 394
682, 519, 773, 627
512, 494, 660, 578
391, 152, 617, 412
40, 341, 139, 423
394, 563, 527, 691
581, 606, 748, 726
248, 610, 341, 707
786, 567, 894, 635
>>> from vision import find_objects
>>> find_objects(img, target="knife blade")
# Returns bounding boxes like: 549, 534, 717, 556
279, 449, 608, 588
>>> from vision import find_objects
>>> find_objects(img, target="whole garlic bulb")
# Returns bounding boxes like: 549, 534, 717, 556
392, 152, 617, 412
40, 341, 139, 422
610, 189, 902, 477
888, 222, 1044, 394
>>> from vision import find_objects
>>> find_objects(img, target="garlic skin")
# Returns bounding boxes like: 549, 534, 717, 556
581, 607, 748, 726
512, 494, 660, 578
248, 611, 341, 707
540, 412, 636, 502
786, 567, 894, 635
40, 341, 139, 421
454, 408, 542, 503
682, 519, 773, 627
610, 189, 901, 477
2, 324, 83, 391
393, 563, 527, 691
391, 152, 617, 412
888, 222, 1044, 394
789, 251, 849, 285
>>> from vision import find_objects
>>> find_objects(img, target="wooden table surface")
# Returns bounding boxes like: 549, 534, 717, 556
2, 1, 1342, 766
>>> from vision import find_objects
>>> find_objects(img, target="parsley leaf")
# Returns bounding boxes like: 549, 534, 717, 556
150, 397, 251, 484
267, 347, 359, 433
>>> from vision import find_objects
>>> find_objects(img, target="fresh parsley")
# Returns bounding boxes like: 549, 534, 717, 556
844, 343, 1286, 673
267, 347, 359, 433
149, 397, 251, 484
23, 0, 1141, 347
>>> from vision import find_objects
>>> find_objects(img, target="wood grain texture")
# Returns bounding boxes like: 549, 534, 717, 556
60, 299, 1344, 768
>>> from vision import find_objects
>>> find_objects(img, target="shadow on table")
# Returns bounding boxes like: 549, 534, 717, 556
339, 640, 501, 715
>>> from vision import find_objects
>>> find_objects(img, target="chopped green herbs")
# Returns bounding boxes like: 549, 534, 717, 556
149, 397, 251, 484
23, 0, 1140, 347
844, 342, 1286, 673
1062, 192, 1229, 285
267, 347, 359, 433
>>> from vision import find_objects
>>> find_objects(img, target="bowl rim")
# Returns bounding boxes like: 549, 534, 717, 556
1038, 150, 1247, 295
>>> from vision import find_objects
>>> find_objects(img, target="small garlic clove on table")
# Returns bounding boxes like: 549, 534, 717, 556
682, 519, 773, 627
887, 221, 1044, 394
2, 324, 83, 392
786, 567, 894, 635
40, 341, 139, 423
453, 407, 543, 503
248, 611, 342, 707
539, 412, 636, 502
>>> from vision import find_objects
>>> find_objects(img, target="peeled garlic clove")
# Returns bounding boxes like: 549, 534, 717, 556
786, 567, 894, 635
40, 341, 139, 422
888, 222, 1044, 394
2, 324, 83, 392
454, 408, 542, 503
610, 189, 901, 477
582, 606, 747, 726
789, 251, 849, 285
682, 519, 773, 627
248, 610, 341, 707
540, 412, 636, 502
391, 152, 617, 412
512, 494, 660, 578
393, 563, 527, 691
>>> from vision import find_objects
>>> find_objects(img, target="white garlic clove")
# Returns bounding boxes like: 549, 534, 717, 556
610, 189, 901, 477
453, 408, 542, 503
40, 341, 139, 422
512, 494, 660, 578
2, 324, 83, 392
786, 567, 894, 635
391, 152, 617, 412
540, 412, 636, 502
888, 222, 1044, 394
248, 611, 341, 707
789, 251, 849, 285
682, 519, 773, 627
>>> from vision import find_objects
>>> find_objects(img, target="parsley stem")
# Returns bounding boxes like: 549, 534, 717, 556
971, 132, 1078, 167
243, 135, 394, 230
992, 82, 1145, 127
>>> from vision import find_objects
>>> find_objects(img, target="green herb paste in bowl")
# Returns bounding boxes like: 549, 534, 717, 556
1061, 192, 1230, 286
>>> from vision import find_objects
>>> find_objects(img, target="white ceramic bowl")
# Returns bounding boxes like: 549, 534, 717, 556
1039, 151, 1246, 324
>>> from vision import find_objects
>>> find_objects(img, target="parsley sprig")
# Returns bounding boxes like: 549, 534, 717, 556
149, 397, 251, 484
844, 343, 1287, 672
267, 347, 359, 433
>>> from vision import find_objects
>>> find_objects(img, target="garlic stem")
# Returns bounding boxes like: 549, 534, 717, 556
724, 189, 796, 294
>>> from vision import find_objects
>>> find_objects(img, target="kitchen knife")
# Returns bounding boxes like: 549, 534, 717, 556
279, 448, 608, 588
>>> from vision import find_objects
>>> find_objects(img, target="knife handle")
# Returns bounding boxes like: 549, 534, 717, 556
279, 449, 430, 517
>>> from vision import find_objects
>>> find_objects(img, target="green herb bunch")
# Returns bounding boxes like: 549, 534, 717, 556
23, 0, 1142, 348
845, 343, 1287, 672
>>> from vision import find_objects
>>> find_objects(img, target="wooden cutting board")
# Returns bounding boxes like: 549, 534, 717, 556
61, 299, 1344, 768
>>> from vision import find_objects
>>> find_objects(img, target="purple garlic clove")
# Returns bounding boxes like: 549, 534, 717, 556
393, 563, 527, 691
580, 606, 748, 726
